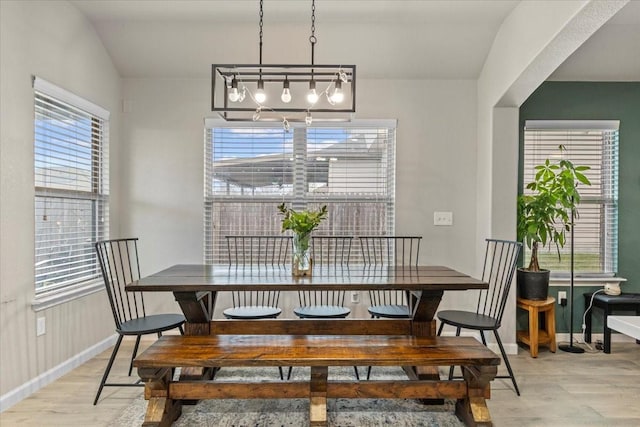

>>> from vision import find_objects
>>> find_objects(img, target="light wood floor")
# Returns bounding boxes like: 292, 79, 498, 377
1, 338, 639, 426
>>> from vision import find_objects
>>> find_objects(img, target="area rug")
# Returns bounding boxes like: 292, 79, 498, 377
110, 366, 464, 426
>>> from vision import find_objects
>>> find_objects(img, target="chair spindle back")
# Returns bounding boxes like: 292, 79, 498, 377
311, 236, 353, 266
359, 236, 422, 312
225, 235, 291, 310
359, 236, 421, 266
297, 236, 353, 309
476, 238, 522, 325
95, 238, 145, 329
226, 235, 291, 265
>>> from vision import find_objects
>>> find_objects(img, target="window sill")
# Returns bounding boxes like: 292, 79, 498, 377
549, 276, 627, 287
32, 280, 104, 312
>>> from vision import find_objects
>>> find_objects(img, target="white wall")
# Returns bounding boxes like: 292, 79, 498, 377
0, 0, 121, 399
120, 77, 480, 318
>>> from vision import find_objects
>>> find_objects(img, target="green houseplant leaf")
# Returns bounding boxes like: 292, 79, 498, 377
517, 146, 591, 272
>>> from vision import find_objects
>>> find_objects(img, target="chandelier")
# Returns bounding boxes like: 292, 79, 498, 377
211, 0, 356, 127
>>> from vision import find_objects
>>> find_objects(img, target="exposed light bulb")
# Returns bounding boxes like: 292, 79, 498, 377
228, 78, 240, 102
281, 79, 292, 103
307, 89, 318, 104
281, 88, 291, 103
255, 92, 266, 103
283, 118, 290, 132
305, 112, 312, 126
307, 80, 318, 104
255, 79, 266, 104
253, 107, 261, 121
330, 80, 344, 104
339, 69, 348, 83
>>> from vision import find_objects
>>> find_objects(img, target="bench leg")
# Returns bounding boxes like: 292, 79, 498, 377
310, 366, 328, 427
455, 365, 497, 427
138, 367, 182, 427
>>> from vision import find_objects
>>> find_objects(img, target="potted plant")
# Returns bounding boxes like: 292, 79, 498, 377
516, 147, 590, 300
278, 203, 328, 276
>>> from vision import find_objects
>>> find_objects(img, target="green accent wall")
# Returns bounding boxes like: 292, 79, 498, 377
519, 82, 640, 335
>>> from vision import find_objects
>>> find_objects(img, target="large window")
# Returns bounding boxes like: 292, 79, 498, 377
204, 120, 396, 264
34, 78, 110, 293
522, 120, 619, 276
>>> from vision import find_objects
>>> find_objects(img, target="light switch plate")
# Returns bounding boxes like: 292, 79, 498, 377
434, 211, 453, 226
37, 317, 46, 336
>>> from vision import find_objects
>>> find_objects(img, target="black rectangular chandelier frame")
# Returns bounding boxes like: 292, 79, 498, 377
211, 63, 356, 122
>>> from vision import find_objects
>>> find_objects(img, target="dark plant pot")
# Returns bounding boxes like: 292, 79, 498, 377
517, 268, 550, 300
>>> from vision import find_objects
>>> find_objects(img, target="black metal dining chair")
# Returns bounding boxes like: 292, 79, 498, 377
94, 238, 185, 405
437, 238, 522, 395
293, 236, 353, 319
359, 236, 422, 379
360, 236, 422, 319
223, 235, 291, 319
224, 235, 291, 380
292, 236, 360, 379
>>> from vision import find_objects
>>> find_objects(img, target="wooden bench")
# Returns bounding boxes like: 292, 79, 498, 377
133, 335, 501, 427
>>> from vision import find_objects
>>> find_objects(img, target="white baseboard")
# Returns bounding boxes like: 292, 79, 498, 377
555, 332, 637, 345
0, 335, 117, 412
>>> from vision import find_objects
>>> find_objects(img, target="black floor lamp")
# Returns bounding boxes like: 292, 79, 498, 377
559, 204, 584, 354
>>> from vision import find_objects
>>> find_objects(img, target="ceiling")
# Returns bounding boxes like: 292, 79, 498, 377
71, 0, 640, 81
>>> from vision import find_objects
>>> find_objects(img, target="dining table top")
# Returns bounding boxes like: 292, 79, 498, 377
127, 263, 487, 292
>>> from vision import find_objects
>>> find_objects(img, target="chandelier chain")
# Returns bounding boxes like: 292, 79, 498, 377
259, 0, 264, 64
212, 0, 355, 123
309, 0, 316, 65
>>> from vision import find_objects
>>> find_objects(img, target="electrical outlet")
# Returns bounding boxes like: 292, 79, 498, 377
433, 211, 453, 226
558, 291, 567, 306
350, 291, 360, 304
36, 317, 46, 336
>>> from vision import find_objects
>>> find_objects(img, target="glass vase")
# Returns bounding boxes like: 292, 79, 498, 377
292, 233, 312, 277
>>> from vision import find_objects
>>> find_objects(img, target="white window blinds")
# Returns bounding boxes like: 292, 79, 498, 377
34, 78, 110, 292
523, 120, 619, 276
204, 121, 396, 264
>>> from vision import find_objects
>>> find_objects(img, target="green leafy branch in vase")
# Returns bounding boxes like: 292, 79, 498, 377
277, 203, 328, 253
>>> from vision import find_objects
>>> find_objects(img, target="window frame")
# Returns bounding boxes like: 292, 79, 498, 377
203, 119, 397, 264
32, 77, 110, 303
521, 120, 619, 278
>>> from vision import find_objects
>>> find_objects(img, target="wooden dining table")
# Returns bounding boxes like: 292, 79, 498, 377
128, 263, 486, 335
